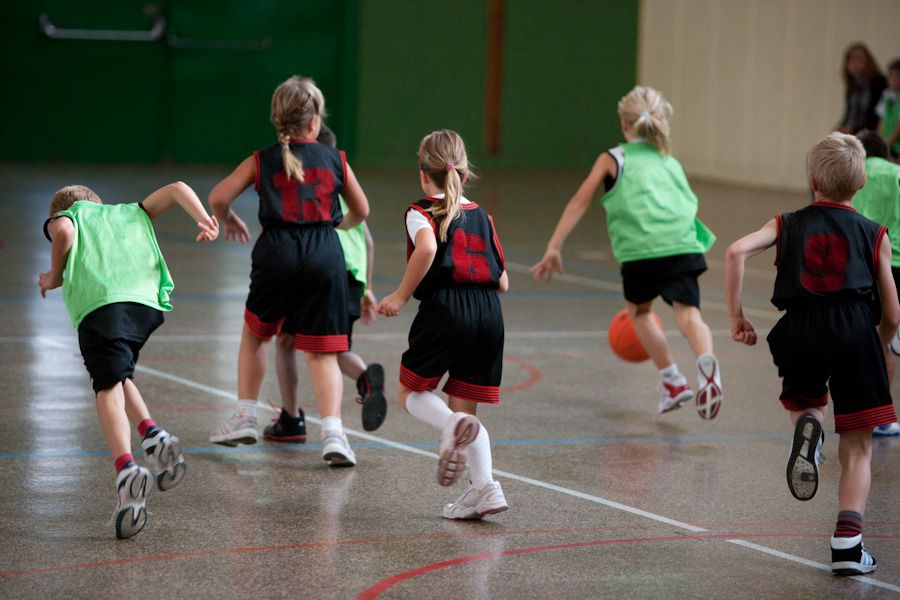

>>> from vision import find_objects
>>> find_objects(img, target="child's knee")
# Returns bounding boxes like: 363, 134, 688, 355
276, 332, 294, 353
628, 301, 653, 318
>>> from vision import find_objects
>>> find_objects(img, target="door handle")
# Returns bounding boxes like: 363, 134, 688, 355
38, 13, 166, 42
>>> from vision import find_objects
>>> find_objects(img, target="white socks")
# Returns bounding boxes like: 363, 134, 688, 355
321, 416, 343, 437
659, 364, 682, 382
237, 399, 257, 416
406, 390, 494, 490
406, 391, 454, 430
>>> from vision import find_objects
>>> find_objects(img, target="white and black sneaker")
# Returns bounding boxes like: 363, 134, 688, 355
322, 430, 357, 467
357, 364, 387, 432
787, 414, 823, 501
831, 534, 877, 576
143, 429, 186, 491
114, 465, 151, 539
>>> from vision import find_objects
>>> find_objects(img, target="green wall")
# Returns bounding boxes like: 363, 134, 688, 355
3, 1, 638, 168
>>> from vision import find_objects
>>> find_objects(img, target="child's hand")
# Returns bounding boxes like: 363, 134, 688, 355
731, 316, 757, 346
196, 215, 219, 242
376, 291, 407, 317
530, 248, 564, 282
39, 271, 62, 297
361, 289, 378, 325
224, 210, 250, 244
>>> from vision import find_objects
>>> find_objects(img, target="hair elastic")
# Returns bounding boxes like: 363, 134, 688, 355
446, 163, 455, 171
641, 111, 650, 120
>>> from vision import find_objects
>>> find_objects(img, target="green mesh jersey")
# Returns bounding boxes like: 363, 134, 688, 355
852, 156, 900, 267
53, 201, 174, 328
336, 195, 367, 294
601, 141, 715, 263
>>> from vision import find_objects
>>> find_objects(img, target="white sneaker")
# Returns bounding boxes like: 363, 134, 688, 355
786, 414, 823, 501
322, 430, 357, 467
437, 413, 481, 487
831, 534, 878, 575
658, 376, 693, 414
114, 465, 151, 539
443, 481, 508, 520
873, 422, 900, 437
696, 354, 723, 420
142, 429, 186, 491
209, 407, 259, 446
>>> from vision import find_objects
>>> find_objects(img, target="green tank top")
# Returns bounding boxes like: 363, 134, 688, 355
601, 141, 715, 263
882, 92, 900, 154
55, 201, 174, 329
336, 196, 367, 294
852, 156, 900, 267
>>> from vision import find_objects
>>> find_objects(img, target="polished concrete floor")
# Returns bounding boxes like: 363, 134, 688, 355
0, 163, 898, 599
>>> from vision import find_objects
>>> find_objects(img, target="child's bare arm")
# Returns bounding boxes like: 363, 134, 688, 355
498, 270, 509, 293
724, 219, 778, 345
141, 181, 219, 242
210, 156, 255, 243
39, 217, 75, 297
376, 228, 436, 317
339, 164, 370, 230
875, 238, 900, 348
531, 152, 614, 282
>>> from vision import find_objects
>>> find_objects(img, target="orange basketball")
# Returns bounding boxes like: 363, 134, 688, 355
607, 308, 664, 362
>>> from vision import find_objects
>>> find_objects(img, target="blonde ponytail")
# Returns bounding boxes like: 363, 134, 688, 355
417, 130, 474, 242
270, 75, 328, 182
618, 86, 673, 155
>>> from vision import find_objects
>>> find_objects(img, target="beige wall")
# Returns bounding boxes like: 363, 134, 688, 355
639, 0, 900, 191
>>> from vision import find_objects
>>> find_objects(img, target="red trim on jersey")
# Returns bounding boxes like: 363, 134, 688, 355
294, 334, 348, 353
488, 214, 506, 270
812, 201, 857, 212
834, 405, 898, 433
289, 138, 318, 144
874, 225, 888, 273
406, 204, 438, 260
253, 151, 261, 192
399, 365, 442, 392
443, 378, 500, 404
244, 308, 283, 339
461, 203, 480, 211
774, 213, 783, 267
340, 150, 348, 188
780, 392, 828, 412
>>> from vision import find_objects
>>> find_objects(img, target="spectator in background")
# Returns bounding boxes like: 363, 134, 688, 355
838, 43, 887, 135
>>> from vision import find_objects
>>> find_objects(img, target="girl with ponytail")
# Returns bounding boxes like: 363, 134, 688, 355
377, 130, 510, 519
532, 85, 724, 421
208, 76, 370, 468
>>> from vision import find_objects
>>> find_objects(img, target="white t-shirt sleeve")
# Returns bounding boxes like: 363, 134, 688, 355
406, 209, 433, 243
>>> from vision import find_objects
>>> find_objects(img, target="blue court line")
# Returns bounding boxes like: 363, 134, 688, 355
0, 433, 791, 460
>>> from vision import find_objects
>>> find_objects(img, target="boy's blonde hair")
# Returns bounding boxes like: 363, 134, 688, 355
270, 75, 327, 183
50, 185, 102, 216
418, 130, 474, 243
618, 86, 673, 155
808, 132, 867, 199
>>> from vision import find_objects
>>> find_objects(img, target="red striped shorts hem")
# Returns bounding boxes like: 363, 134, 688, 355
443, 378, 500, 404
834, 405, 897, 433
294, 334, 348, 353
399, 365, 442, 392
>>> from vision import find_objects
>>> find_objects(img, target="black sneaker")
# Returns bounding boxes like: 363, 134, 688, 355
786, 414, 823, 501
357, 363, 387, 432
831, 535, 877, 575
263, 408, 307, 442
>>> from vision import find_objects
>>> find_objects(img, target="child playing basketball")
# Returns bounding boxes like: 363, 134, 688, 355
377, 129, 509, 519
852, 130, 900, 436
39, 182, 218, 539
269, 123, 386, 440
208, 76, 370, 468
531, 86, 723, 419
725, 132, 899, 575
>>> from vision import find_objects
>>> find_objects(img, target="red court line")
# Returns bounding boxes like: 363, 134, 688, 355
500, 355, 541, 394
0, 524, 667, 578
356, 532, 900, 599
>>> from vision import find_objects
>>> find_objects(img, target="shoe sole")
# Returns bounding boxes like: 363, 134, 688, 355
832, 562, 877, 576
152, 437, 186, 492
437, 416, 480, 487
263, 432, 307, 443
210, 427, 259, 447
116, 469, 150, 539
659, 389, 693, 414
443, 502, 509, 520
361, 364, 387, 432
323, 451, 356, 467
696, 357, 722, 420
787, 415, 821, 501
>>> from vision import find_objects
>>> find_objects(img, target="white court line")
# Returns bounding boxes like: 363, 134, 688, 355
505, 261, 780, 320
39, 338, 899, 593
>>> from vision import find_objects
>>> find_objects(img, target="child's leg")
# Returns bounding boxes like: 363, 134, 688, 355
96, 382, 132, 462
305, 351, 343, 418
123, 378, 187, 490
627, 300, 673, 369
449, 397, 493, 489
238, 323, 271, 401
400, 383, 452, 429
672, 302, 713, 357
122, 378, 151, 426
274, 332, 301, 417
837, 430, 872, 515
338, 351, 366, 381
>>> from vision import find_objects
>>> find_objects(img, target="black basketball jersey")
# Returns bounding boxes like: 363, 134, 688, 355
772, 202, 886, 310
254, 139, 346, 227
405, 197, 505, 301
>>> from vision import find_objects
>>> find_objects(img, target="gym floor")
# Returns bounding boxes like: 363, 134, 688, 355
1, 163, 898, 599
